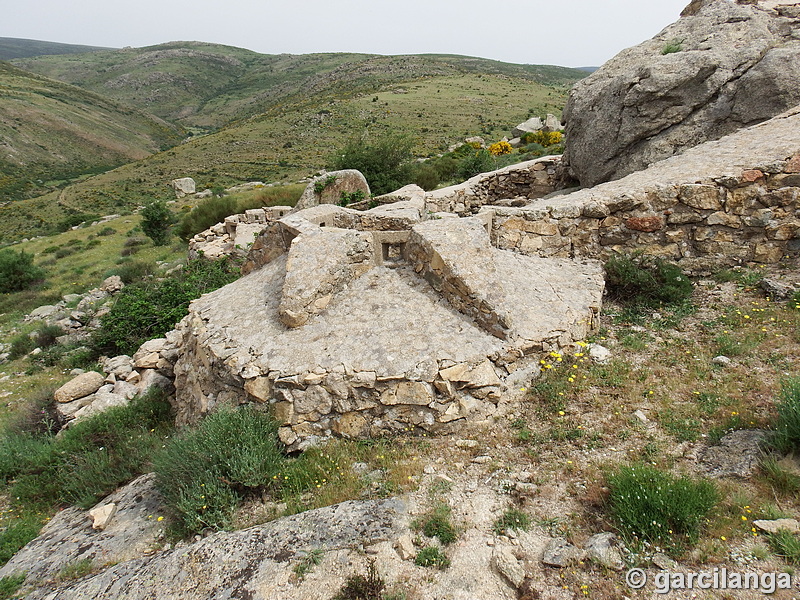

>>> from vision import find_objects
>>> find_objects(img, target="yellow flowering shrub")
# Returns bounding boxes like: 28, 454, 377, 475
522, 131, 563, 146
488, 141, 513, 156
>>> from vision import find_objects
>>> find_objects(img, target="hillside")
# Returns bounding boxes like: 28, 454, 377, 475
0, 48, 582, 242
11, 42, 587, 130
0, 61, 184, 203
0, 37, 112, 60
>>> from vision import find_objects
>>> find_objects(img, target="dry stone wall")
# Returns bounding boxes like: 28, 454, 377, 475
172, 209, 603, 450
489, 108, 800, 272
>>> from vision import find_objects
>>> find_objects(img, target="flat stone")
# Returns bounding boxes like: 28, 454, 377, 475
542, 538, 586, 568
753, 519, 800, 534
493, 547, 525, 589
700, 429, 765, 478
54, 371, 105, 403
584, 532, 624, 571
89, 503, 117, 531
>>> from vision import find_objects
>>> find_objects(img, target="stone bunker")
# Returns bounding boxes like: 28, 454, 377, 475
174, 195, 604, 450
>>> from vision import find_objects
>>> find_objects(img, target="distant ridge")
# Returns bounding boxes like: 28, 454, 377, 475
576, 66, 599, 73
0, 37, 113, 60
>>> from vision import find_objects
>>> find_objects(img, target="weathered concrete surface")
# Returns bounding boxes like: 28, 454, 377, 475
24, 499, 405, 600
563, 0, 800, 186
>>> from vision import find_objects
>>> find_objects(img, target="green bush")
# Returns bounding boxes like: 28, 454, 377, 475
0, 249, 45, 293
332, 133, 415, 195
140, 200, 174, 246
6, 386, 61, 437
604, 253, 693, 307
414, 546, 450, 569
414, 503, 457, 545
8, 333, 35, 360
768, 377, 800, 455
767, 528, 800, 564
457, 149, 494, 180
492, 508, 531, 535
55, 213, 100, 233
338, 190, 366, 207
108, 259, 157, 284
153, 407, 287, 536
93, 257, 239, 355
607, 464, 717, 555
176, 195, 238, 241
0, 392, 173, 511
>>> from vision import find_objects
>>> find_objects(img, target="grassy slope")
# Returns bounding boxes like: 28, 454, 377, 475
0, 61, 184, 203
0, 72, 575, 243
11, 42, 586, 130
0, 37, 113, 61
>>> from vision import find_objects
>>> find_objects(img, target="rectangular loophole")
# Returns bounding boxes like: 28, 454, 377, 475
381, 242, 406, 265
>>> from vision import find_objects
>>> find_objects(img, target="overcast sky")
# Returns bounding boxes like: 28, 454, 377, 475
4, 0, 689, 67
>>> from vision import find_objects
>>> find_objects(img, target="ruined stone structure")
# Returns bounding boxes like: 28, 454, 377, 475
173, 193, 604, 450
490, 107, 800, 273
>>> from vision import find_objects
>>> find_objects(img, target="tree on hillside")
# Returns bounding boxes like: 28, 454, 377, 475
0, 249, 45, 293
331, 133, 415, 196
141, 200, 174, 246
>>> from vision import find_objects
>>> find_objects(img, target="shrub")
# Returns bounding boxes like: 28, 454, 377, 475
8, 333, 35, 360
493, 508, 531, 535
35, 324, 63, 349
93, 257, 240, 355
767, 528, 800, 564
140, 200, 173, 246
339, 190, 366, 207
55, 213, 100, 233
6, 385, 61, 437
413, 503, 457, 545
488, 141, 513, 156
414, 547, 450, 569
97, 226, 116, 236
767, 377, 800, 455
332, 133, 415, 195
176, 195, 238, 240
521, 131, 562, 146
411, 163, 441, 191
332, 561, 386, 600
0, 392, 173, 511
662, 38, 685, 55
604, 253, 693, 307
153, 406, 286, 535
607, 464, 717, 555
314, 175, 337, 195
457, 149, 494, 180
108, 259, 157, 284
0, 249, 45, 293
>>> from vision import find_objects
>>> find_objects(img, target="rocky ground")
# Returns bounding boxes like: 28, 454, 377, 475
3, 260, 799, 599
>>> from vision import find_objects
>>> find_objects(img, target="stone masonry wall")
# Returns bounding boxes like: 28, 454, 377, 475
484, 106, 800, 274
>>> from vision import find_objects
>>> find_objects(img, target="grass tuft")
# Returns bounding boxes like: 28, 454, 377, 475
607, 464, 717, 555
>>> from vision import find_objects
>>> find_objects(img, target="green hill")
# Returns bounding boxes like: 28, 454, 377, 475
12, 42, 587, 130
0, 42, 587, 243
0, 61, 184, 203
0, 37, 112, 60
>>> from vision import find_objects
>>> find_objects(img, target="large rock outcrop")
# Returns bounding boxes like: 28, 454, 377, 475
562, 0, 800, 186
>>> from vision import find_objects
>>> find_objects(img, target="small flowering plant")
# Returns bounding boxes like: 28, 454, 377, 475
607, 463, 718, 556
